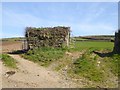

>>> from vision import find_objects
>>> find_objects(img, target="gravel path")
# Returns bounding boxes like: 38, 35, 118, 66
2, 54, 77, 88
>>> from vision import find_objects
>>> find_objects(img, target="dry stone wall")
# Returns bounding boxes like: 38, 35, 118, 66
25, 26, 70, 49
113, 30, 120, 54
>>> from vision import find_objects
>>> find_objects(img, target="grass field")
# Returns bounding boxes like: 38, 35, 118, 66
70, 41, 114, 51
74, 35, 114, 41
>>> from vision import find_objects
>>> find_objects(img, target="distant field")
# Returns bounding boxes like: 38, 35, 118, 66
1, 37, 114, 53
1, 41, 23, 53
71, 41, 114, 51
0, 37, 25, 53
1, 37, 25, 41
74, 35, 114, 41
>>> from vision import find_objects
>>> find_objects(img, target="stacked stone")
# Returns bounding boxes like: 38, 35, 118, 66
25, 26, 70, 49
113, 30, 120, 54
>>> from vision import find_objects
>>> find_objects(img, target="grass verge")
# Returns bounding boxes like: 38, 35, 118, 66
0, 54, 17, 68
22, 47, 66, 67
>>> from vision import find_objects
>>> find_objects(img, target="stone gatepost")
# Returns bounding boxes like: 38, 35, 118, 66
113, 30, 120, 54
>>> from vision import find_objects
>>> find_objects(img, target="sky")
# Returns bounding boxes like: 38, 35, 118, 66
2, 2, 118, 38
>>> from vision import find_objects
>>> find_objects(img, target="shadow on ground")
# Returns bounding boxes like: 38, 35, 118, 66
93, 51, 114, 57
8, 49, 28, 54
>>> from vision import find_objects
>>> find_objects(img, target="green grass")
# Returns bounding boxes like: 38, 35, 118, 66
70, 41, 114, 51
22, 47, 66, 67
71, 50, 104, 82
104, 54, 119, 76
0, 54, 17, 68
68, 49, 119, 83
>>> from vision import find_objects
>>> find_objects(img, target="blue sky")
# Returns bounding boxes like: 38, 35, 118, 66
2, 2, 118, 38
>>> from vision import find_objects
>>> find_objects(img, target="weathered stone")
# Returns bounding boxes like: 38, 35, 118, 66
25, 26, 70, 49
113, 30, 120, 54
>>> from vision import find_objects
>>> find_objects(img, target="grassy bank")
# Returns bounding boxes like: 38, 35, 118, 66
0, 54, 17, 68
70, 50, 118, 79
22, 47, 66, 67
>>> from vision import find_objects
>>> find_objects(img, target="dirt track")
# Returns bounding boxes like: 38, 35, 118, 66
2, 54, 77, 88
1, 41, 78, 88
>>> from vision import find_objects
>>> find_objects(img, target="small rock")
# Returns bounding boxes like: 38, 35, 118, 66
6, 71, 15, 74
5, 71, 15, 77
37, 74, 39, 76
96, 86, 101, 88
65, 78, 68, 80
